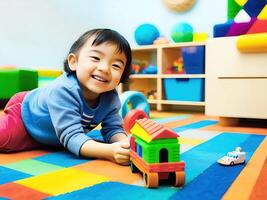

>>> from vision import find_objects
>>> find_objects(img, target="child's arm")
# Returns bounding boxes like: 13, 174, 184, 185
79, 136, 130, 165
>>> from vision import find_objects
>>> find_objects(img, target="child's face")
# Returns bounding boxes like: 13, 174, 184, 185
68, 36, 126, 100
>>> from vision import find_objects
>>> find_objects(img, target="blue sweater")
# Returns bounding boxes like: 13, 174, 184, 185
21, 73, 125, 156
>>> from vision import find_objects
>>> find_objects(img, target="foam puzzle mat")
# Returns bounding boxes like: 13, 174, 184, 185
0, 113, 267, 200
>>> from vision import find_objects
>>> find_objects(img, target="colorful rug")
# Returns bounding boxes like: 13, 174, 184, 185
0, 113, 267, 200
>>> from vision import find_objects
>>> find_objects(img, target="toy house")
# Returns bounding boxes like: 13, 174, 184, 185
129, 118, 185, 188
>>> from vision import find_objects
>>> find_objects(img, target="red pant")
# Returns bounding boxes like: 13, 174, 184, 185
0, 92, 41, 152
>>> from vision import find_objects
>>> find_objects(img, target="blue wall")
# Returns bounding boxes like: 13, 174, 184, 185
0, 0, 227, 68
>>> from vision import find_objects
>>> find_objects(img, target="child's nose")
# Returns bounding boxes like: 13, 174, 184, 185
98, 62, 110, 73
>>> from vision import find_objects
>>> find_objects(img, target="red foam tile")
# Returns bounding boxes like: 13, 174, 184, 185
0, 182, 51, 200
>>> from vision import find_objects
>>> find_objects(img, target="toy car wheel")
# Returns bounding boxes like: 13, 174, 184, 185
144, 172, 159, 188
173, 171, 185, 187
130, 161, 138, 173
230, 161, 234, 166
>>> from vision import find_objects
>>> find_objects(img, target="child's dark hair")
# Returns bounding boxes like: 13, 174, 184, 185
63, 29, 132, 83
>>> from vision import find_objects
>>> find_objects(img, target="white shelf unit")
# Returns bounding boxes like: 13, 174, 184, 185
118, 42, 206, 111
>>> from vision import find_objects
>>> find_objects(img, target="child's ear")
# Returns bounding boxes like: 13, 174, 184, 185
68, 53, 78, 71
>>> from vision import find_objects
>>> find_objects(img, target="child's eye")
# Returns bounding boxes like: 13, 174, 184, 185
112, 64, 121, 70
90, 56, 100, 61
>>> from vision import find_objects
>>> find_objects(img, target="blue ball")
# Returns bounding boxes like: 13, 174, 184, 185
171, 22, 193, 42
134, 24, 160, 45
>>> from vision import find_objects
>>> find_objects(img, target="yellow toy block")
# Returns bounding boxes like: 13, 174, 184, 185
37, 68, 63, 78
193, 33, 208, 42
16, 168, 109, 195
130, 123, 152, 143
235, 0, 247, 6
258, 5, 267, 20
237, 33, 267, 53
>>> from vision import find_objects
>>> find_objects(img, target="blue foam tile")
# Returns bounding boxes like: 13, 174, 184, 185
86, 129, 104, 141
181, 132, 251, 183
33, 151, 91, 167
45, 182, 177, 200
173, 120, 218, 132
170, 134, 265, 200
0, 166, 31, 184
0, 197, 9, 200
152, 115, 190, 124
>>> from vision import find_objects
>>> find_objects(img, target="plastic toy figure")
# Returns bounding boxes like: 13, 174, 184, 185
217, 147, 246, 166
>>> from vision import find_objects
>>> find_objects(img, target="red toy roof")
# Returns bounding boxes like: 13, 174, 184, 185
136, 118, 179, 140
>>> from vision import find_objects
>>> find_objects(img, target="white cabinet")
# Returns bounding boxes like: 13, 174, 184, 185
205, 36, 267, 120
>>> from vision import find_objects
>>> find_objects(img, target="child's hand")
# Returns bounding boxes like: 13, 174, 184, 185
110, 140, 130, 165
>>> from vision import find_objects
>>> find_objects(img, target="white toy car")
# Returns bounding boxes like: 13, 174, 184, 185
217, 147, 246, 166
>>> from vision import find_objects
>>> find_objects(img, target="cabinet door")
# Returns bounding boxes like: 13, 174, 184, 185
206, 37, 267, 77
205, 78, 267, 119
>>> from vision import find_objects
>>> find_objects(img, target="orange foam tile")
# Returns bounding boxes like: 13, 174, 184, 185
0, 182, 50, 200
222, 137, 267, 200
0, 149, 52, 164
73, 159, 141, 184
249, 158, 267, 200
201, 124, 267, 135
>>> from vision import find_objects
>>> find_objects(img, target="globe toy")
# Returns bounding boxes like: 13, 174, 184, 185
171, 22, 193, 42
134, 24, 160, 45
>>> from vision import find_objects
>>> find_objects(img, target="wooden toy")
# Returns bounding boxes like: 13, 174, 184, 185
125, 111, 185, 188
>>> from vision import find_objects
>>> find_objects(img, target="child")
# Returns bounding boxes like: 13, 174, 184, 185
0, 28, 132, 165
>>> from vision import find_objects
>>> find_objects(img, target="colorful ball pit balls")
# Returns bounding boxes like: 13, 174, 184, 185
134, 24, 160, 45
171, 22, 193, 42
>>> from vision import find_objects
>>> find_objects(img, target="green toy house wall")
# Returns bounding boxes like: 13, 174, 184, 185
134, 136, 180, 164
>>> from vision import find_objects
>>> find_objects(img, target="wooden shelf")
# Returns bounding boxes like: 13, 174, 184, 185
121, 42, 206, 111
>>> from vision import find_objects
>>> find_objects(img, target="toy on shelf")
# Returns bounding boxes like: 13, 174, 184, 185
142, 65, 157, 74
131, 59, 148, 74
147, 90, 157, 100
171, 22, 194, 43
153, 36, 169, 44
166, 57, 184, 74
134, 23, 160, 45
124, 109, 185, 188
217, 147, 246, 166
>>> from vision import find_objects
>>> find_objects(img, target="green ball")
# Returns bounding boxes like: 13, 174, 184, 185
171, 23, 193, 42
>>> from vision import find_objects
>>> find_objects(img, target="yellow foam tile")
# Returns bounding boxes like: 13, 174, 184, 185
258, 5, 267, 20
74, 160, 141, 184
15, 168, 109, 195
179, 137, 205, 146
